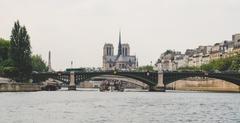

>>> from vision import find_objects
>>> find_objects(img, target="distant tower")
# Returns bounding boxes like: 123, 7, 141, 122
122, 44, 130, 56
48, 51, 53, 72
103, 43, 114, 70
103, 44, 114, 56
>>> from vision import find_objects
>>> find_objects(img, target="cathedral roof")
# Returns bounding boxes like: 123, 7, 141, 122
116, 55, 124, 62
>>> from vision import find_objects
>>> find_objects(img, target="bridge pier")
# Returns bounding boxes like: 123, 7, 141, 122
68, 72, 76, 90
149, 72, 166, 92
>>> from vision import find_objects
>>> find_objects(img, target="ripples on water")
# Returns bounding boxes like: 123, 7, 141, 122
0, 89, 239, 123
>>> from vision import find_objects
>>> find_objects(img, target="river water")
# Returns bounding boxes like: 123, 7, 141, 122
0, 89, 239, 123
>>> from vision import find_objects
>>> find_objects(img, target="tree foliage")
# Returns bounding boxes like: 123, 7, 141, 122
0, 59, 16, 78
0, 38, 15, 77
10, 20, 32, 82
177, 55, 240, 72
31, 54, 48, 72
178, 66, 200, 71
135, 65, 154, 72
0, 38, 10, 62
229, 55, 240, 71
164, 50, 174, 55
200, 55, 240, 72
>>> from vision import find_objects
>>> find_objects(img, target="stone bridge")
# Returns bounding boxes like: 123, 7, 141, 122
31, 71, 240, 92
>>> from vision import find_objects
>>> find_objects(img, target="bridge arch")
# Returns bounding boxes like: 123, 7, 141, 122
74, 71, 158, 86
32, 71, 159, 87
163, 72, 240, 86
86, 75, 149, 88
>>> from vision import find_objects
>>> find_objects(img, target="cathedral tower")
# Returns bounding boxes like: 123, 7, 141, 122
121, 44, 130, 56
103, 43, 114, 56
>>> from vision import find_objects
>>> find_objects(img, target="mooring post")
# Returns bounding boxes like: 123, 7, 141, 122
68, 71, 76, 90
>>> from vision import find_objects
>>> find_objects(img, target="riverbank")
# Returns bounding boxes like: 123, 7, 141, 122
0, 83, 41, 92
166, 78, 240, 92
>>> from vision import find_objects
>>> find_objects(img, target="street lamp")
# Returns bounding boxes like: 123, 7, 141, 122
146, 71, 150, 76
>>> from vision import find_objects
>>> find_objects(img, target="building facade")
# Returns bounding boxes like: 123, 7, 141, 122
155, 50, 178, 71
103, 32, 137, 71
232, 33, 240, 54
155, 33, 240, 71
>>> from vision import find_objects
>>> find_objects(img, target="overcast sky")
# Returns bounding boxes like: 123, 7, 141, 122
1, 0, 240, 70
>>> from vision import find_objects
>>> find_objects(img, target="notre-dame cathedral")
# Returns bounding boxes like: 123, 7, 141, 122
103, 32, 138, 71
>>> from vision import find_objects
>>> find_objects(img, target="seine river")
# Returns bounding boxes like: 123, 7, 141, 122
0, 89, 239, 123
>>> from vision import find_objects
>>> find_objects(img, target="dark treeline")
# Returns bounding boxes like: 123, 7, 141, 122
0, 21, 47, 82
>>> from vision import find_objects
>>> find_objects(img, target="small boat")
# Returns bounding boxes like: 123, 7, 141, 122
41, 78, 62, 91
99, 80, 125, 92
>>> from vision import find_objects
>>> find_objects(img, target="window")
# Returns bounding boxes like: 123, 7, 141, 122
109, 47, 111, 55
125, 48, 128, 56
106, 47, 109, 56
122, 48, 125, 56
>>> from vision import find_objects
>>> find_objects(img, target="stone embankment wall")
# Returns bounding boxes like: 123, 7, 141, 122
0, 83, 41, 92
80, 81, 94, 88
166, 78, 240, 92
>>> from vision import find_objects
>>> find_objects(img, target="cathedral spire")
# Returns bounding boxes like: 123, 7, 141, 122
118, 31, 122, 56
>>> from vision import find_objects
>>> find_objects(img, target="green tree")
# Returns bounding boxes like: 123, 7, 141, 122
136, 65, 154, 72
0, 38, 10, 62
200, 64, 213, 72
10, 20, 32, 82
178, 66, 200, 71
199, 55, 240, 72
230, 55, 240, 71
0, 59, 16, 78
31, 55, 48, 72
164, 50, 174, 55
